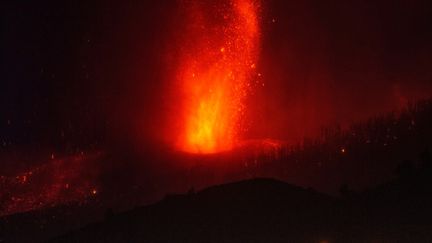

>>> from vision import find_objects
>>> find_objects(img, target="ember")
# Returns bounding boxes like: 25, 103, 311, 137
0, 152, 102, 216
176, 0, 261, 154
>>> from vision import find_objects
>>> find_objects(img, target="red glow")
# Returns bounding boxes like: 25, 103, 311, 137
0, 152, 102, 216
176, 0, 261, 154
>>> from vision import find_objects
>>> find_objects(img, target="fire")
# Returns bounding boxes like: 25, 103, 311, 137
176, 0, 261, 154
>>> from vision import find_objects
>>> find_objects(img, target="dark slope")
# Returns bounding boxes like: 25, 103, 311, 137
0, 202, 103, 243
340, 168, 432, 241
49, 178, 337, 243
48, 175, 432, 243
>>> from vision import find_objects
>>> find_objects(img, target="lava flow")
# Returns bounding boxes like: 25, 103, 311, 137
176, 0, 261, 154
0, 152, 102, 216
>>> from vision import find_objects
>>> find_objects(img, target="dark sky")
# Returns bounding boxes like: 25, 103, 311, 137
248, 0, 432, 141
1, 0, 432, 152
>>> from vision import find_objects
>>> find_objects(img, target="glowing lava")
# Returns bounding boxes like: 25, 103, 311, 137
0, 152, 102, 216
176, 0, 261, 154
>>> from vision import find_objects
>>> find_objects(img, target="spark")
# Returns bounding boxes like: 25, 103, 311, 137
0, 152, 102, 216
176, 0, 261, 154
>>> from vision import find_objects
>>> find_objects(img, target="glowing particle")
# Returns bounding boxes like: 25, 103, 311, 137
176, 0, 261, 154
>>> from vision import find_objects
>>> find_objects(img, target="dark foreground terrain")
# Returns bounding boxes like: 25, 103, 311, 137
2, 100, 432, 242
2, 164, 432, 242
41, 169, 432, 243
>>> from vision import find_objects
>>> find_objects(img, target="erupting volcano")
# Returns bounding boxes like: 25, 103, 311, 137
176, 0, 261, 154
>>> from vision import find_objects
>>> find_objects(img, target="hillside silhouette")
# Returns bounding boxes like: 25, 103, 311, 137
47, 173, 432, 243
248, 99, 432, 193
47, 178, 336, 243
2, 99, 432, 242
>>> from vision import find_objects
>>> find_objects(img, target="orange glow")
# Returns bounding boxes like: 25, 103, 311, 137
176, 0, 261, 154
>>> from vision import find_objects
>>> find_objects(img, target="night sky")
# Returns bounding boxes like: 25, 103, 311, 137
1, 0, 432, 222
2, 0, 432, 161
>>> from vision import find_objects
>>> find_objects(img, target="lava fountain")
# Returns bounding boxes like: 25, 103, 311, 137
176, 0, 261, 154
